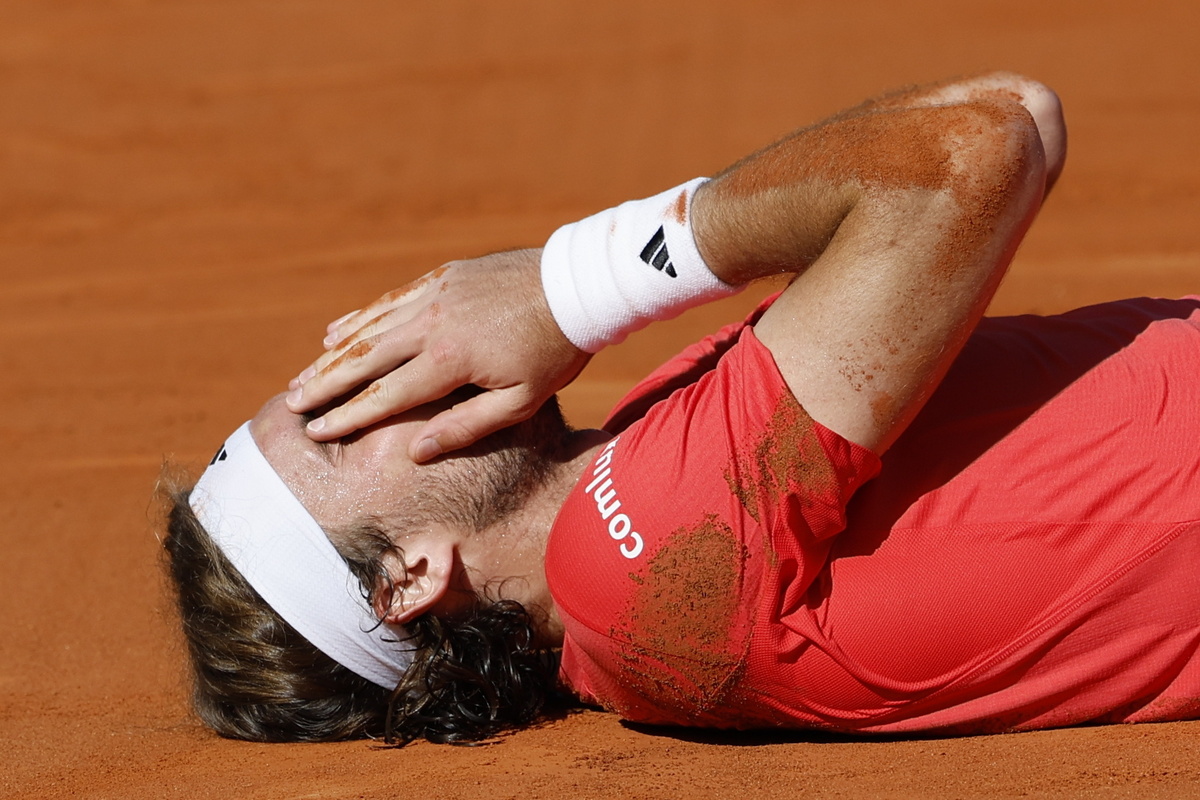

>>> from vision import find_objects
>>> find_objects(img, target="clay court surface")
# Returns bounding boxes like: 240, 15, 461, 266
4, 2, 1200, 798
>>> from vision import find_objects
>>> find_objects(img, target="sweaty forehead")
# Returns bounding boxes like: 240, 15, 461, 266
248, 394, 338, 508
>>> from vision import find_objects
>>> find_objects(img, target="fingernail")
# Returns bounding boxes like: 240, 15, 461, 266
288, 377, 300, 391
413, 438, 442, 462
323, 332, 339, 348
298, 366, 316, 383
286, 388, 303, 407
307, 417, 326, 434
328, 311, 356, 333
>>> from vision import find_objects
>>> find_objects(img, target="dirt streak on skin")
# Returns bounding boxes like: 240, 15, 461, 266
869, 390, 896, 428
844, 75, 1028, 119
345, 341, 372, 360
379, 264, 450, 305
352, 381, 382, 403
323, 338, 375, 375
706, 101, 1033, 281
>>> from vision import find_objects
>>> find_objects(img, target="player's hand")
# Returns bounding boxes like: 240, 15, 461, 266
286, 248, 590, 462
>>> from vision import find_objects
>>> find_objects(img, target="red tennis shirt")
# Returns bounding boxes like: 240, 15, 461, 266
545, 296, 1200, 733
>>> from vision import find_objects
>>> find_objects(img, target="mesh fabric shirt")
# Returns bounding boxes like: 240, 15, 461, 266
545, 296, 1200, 733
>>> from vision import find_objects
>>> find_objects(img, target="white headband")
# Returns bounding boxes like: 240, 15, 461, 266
189, 422, 413, 689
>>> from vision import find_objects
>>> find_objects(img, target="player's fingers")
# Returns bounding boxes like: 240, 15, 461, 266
304, 351, 468, 441
288, 323, 424, 414
323, 309, 370, 350
325, 310, 359, 337
294, 302, 428, 395
324, 268, 448, 349
408, 388, 541, 463
327, 299, 429, 361
323, 294, 411, 351
324, 308, 391, 349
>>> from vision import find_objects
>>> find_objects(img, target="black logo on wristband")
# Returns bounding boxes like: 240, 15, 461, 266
639, 226, 677, 278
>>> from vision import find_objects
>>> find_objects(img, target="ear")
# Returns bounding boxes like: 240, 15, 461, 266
371, 534, 456, 625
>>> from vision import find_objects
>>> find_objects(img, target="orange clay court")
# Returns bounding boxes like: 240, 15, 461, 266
3, 2, 1200, 798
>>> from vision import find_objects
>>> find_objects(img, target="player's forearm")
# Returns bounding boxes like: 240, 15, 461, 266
691, 76, 1058, 287
855, 72, 1065, 191
718, 98, 1046, 452
689, 105, 947, 287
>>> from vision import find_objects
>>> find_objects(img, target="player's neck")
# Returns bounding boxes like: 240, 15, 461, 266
473, 427, 612, 646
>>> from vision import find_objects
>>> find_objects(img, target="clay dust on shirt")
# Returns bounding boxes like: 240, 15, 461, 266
608, 514, 750, 718
724, 391, 839, 527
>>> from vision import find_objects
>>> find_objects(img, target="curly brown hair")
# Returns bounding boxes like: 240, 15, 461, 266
335, 521, 562, 744
161, 484, 562, 745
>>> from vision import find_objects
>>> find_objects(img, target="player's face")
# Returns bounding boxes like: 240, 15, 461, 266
249, 392, 428, 530
249, 390, 576, 571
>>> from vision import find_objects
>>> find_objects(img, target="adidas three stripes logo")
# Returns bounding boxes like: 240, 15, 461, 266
638, 226, 677, 278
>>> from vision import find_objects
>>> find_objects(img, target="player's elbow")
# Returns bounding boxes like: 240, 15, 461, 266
974, 71, 1067, 190
943, 100, 1047, 218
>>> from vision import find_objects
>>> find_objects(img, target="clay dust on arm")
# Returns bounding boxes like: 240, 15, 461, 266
690, 76, 1052, 455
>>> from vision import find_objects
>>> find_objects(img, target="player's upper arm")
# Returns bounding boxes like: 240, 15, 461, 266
693, 100, 1046, 454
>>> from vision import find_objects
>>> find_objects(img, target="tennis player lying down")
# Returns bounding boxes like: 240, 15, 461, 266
164, 72, 1200, 746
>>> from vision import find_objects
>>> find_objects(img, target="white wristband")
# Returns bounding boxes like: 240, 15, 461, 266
540, 177, 742, 353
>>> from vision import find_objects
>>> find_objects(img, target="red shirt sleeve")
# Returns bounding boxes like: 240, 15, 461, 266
603, 292, 781, 434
